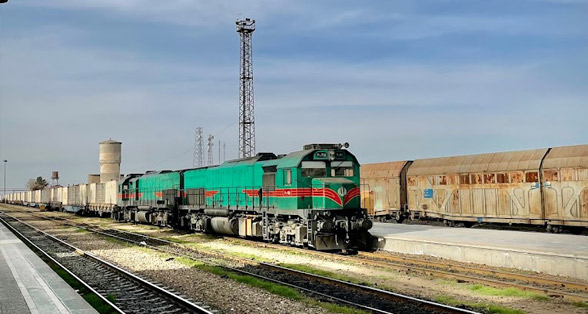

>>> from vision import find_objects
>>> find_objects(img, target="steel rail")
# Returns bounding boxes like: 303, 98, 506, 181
9, 206, 588, 304
0, 214, 126, 314
23, 214, 396, 314
84, 230, 480, 313
359, 252, 588, 292
30, 214, 480, 314
0, 212, 214, 314
220, 237, 588, 302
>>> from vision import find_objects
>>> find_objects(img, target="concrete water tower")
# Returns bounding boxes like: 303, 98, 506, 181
99, 139, 122, 183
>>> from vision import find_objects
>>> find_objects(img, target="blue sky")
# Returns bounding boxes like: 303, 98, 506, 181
0, 0, 587, 189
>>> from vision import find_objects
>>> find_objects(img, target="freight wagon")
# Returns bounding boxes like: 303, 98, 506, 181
361, 144, 588, 232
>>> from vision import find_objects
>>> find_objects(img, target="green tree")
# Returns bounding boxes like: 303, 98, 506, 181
27, 176, 48, 191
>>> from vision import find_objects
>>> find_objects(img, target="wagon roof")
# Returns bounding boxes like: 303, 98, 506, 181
543, 144, 588, 169
407, 148, 549, 176
361, 161, 408, 178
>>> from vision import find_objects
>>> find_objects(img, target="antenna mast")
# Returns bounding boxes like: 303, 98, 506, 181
236, 18, 256, 158
207, 134, 214, 166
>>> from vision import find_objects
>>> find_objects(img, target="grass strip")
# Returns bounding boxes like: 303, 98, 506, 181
437, 279, 549, 301
468, 284, 549, 301
572, 301, 588, 308
189, 263, 369, 314
280, 263, 365, 284
436, 295, 525, 314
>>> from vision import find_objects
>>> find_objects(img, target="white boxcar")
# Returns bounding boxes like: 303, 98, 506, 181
88, 183, 97, 205
105, 180, 118, 206
40, 188, 51, 209
50, 186, 64, 210
33, 190, 41, 205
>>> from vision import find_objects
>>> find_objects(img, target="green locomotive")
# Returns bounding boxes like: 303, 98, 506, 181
116, 144, 372, 251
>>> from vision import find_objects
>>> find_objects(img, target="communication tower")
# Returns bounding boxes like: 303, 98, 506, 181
207, 134, 214, 166
193, 127, 204, 167
236, 18, 256, 158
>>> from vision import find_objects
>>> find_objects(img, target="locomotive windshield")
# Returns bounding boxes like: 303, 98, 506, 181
301, 161, 327, 177
301, 160, 355, 177
331, 161, 354, 177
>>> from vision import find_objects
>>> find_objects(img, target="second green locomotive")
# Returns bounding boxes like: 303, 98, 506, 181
115, 144, 372, 251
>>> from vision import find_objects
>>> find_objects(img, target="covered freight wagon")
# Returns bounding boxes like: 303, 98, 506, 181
541, 145, 588, 230
406, 148, 548, 225
361, 161, 411, 222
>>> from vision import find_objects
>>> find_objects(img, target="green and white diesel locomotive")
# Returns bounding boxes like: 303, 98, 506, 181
115, 144, 373, 251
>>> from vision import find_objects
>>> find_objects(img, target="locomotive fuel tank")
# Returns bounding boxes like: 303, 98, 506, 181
210, 217, 239, 235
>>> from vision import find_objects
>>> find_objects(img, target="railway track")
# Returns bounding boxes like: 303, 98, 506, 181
0, 212, 215, 314
8, 210, 479, 314
221, 237, 588, 303
7, 206, 588, 307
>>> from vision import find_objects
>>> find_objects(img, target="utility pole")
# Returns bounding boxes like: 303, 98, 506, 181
218, 140, 221, 165
236, 18, 256, 158
223, 142, 226, 162
193, 127, 204, 167
3, 160, 6, 204
207, 135, 214, 166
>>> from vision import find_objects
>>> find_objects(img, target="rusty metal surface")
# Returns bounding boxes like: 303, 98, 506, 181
406, 148, 552, 223
362, 161, 407, 178
542, 145, 588, 225
361, 161, 408, 216
407, 148, 548, 176
543, 144, 588, 169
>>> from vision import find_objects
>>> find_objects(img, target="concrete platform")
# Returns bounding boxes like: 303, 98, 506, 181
0, 223, 98, 314
372, 223, 588, 281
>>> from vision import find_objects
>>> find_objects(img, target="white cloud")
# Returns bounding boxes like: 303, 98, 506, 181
22, 0, 294, 27
1, 3, 586, 188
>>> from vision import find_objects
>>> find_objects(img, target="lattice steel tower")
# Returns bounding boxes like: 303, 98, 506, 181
193, 127, 204, 167
207, 134, 214, 166
236, 18, 256, 158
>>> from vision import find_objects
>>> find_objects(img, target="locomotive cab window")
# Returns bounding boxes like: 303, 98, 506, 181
301, 161, 326, 177
331, 161, 354, 177
283, 169, 292, 185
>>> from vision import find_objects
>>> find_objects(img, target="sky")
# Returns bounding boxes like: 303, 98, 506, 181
0, 0, 587, 190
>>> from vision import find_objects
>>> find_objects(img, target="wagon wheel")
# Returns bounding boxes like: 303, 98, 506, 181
462, 221, 475, 228
394, 211, 405, 223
